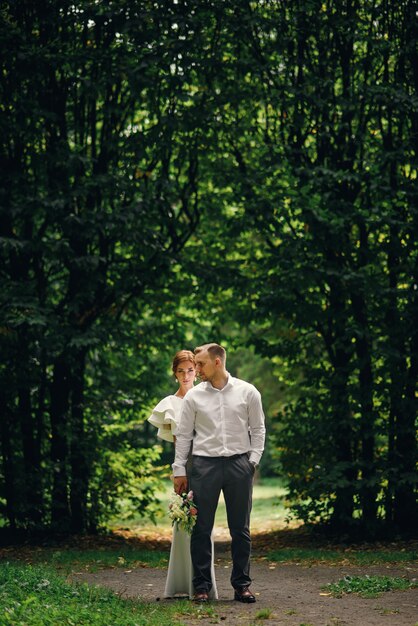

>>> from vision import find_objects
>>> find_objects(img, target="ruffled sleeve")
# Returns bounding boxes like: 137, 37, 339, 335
147, 395, 182, 443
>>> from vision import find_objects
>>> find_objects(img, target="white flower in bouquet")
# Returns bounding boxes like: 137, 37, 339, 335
168, 490, 198, 534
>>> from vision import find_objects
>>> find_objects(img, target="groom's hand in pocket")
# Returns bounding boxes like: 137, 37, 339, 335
174, 475, 188, 495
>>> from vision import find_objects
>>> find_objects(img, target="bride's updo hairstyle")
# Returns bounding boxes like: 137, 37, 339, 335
172, 350, 196, 374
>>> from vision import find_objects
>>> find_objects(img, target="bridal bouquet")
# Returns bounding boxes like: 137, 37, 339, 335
168, 490, 198, 534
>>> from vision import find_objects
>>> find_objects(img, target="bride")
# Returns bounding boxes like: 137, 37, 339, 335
148, 350, 218, 600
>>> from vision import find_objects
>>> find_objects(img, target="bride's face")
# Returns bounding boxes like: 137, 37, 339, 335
175, 360, 196, 390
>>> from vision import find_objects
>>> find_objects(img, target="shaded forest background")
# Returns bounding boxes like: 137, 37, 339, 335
0, 0, 417, 540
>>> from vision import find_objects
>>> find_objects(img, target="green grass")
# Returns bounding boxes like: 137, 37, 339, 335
266, 547, 418, 565
324, 574, 418, 598
255, 607, 273, 619
0, 561, 213, 626
27, 548, 168, 573
14, 545, 417, 577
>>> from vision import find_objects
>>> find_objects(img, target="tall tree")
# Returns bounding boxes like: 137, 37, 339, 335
0, 0, 221, 531
184, 0, 418, 536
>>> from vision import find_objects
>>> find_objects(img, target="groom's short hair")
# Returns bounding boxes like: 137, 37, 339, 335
195, 343, 226, 364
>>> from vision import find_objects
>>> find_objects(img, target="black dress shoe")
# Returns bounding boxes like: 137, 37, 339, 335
234, 586, 256, 603
193, 590, 209, 602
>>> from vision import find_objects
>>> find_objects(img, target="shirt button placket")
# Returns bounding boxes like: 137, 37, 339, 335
220, 394, 227, 456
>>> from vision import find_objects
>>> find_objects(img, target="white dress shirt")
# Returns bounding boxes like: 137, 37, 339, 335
172, 374, 266, 476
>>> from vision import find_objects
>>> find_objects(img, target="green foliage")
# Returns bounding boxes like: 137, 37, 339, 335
324, 575, 418, 598
0, 562, 209, 625
178, 0, 418, 536
1, 0, 417, 540
88, 444, 166, 530
0, 0, 223, 532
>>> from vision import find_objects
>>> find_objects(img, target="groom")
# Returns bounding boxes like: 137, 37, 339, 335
173, 343, 266, 603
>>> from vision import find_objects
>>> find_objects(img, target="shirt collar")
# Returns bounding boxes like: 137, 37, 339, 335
204, 373, 233, 391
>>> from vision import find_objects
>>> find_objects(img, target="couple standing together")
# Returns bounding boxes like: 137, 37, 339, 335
148, 343, 266, 603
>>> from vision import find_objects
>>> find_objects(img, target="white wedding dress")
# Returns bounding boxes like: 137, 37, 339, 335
148, 395, 218, 599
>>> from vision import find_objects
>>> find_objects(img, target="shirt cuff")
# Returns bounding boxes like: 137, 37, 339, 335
172, 463, 187, 477
249, 453, 261, 467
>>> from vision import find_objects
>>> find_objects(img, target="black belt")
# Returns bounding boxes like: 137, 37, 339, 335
193, 453, 248, 460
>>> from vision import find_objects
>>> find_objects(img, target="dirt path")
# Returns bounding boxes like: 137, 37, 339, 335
72, 550, 418, 626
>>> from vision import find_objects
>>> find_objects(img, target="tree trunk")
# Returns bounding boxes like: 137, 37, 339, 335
352, 293, 377, 531
330, 362, 356, 530
385, 224, 411, 531
0, 392, 16, 529
325, 277, 356, 531
393, 264, 418, 532
70, 350, 89, 533
18, 346, 43, 526
392, 1, 418, 533
50, 355, 71, 531
351, 223, 377, 533
393, 398, 418, 532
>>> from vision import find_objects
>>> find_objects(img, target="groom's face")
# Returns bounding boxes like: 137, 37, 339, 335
195, 350, 217, 382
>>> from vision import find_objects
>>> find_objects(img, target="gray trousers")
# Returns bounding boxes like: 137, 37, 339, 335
190, 453, 254, 592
